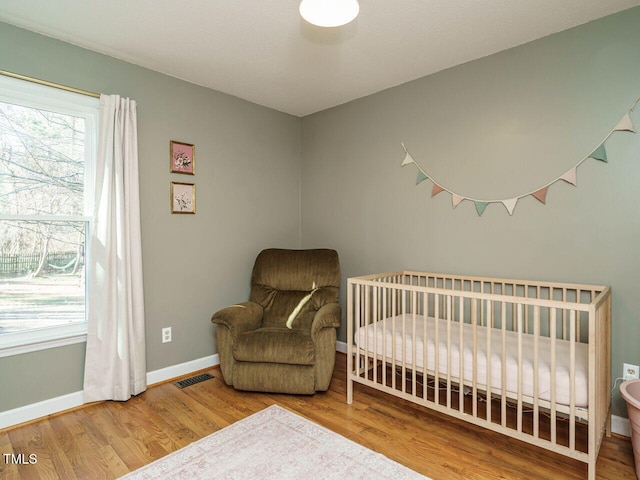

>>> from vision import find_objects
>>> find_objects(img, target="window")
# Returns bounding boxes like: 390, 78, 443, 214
0, 75, 99, 356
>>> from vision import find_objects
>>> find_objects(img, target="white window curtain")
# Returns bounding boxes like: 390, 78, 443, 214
83, 95, 147, 402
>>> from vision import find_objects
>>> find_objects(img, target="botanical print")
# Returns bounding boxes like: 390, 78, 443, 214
170, 141, 195, 174
171, 182, 195, 214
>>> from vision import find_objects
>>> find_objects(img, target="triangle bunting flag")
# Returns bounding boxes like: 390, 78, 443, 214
416, 171, 428, 185
474, 202, 488, 216
589, 144, 607, 162
401, 151, 416, 167
452, 194, 465, 208
613, 112, 636, 133
502, 198, 518, 216
431, 184, 445, 197
560, 167, 577, 186
532, 187, 548, 204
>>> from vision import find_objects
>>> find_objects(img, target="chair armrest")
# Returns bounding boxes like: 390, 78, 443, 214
211, 301, 263, 338
311, 303, 341, 338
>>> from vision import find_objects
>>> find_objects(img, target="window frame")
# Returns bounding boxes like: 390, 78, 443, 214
0, 74, 99, 358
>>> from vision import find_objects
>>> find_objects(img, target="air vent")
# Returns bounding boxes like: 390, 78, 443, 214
175, 373, 214, 389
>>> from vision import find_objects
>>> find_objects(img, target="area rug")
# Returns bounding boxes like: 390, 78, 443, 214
119, 404, 429, 479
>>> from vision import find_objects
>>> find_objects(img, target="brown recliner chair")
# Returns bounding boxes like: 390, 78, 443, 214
211, 248, 341, 394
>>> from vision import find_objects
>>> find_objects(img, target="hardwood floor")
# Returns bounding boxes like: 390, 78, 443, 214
0, 353, 636, 480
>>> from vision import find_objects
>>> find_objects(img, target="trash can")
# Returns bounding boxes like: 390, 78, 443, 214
621, 379, 640, 479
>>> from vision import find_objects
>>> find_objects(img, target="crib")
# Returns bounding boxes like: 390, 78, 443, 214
346, 271, 611, 480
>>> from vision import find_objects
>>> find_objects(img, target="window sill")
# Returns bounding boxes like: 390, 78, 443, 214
0, 325, 87, 358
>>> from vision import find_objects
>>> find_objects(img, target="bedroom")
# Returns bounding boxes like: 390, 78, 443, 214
1, 1, 640, 478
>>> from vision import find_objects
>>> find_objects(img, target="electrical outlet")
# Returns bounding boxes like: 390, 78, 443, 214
162, 327, 172, 343
623, 363, 639, 380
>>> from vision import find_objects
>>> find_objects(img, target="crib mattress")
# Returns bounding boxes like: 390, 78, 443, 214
355, 314, 589, 408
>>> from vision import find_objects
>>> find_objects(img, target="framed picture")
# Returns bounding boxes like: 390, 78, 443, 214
170, 140, 195, 174
171, 182, 196, 214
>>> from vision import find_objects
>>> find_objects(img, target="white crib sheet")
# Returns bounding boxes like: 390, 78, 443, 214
355, 314, 589, 407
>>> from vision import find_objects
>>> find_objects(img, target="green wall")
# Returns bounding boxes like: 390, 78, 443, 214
0, 22, 302, 412
2, 7, 640, 419
300, 7, 640, 417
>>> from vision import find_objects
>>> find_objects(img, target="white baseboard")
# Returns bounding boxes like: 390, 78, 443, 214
2, 347, 633, 441
0, 390, 85, 430
611, 414, 631, 437
146, 354, 219, 386
0, 354, 220, 430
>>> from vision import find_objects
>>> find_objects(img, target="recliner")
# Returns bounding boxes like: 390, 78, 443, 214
211, 248, 341, 394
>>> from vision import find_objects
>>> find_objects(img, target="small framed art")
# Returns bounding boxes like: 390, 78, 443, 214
170, 140, 195, 174
171, 182, 196, 214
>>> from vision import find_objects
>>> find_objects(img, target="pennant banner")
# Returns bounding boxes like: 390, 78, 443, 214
560, 168, 577, 186
532, 188, 548, 205
452, 194, 465, 208
400, 99, 638, 217
590, 144, 607, 162
416, 171, 428, 185
502, 198, 518, 216
614, 113, 636, 133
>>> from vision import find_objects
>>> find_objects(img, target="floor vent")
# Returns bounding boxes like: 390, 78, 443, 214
175, 373, 214, 389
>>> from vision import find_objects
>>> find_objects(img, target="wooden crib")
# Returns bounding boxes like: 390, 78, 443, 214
346, 271, 611, 480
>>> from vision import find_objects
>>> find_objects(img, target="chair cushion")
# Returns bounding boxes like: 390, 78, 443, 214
250, 249, 340, 293
233, 327, 315, 365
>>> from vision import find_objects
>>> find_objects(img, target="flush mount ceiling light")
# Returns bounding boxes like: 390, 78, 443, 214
299, 0, 360, 28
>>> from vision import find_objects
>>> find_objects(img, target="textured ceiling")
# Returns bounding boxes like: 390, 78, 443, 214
1, 0, 639, 116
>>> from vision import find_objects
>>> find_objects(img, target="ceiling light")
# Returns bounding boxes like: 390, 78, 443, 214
299, 0, 360, 28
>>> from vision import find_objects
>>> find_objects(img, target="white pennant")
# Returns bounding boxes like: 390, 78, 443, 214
501, 198, 518, 216
401, 151, 416, 167
613, 112, 636, 133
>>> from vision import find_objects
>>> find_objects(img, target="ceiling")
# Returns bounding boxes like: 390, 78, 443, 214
1, 1, 639, 117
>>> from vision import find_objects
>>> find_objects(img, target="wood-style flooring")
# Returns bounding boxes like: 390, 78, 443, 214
0, 353, 636, 480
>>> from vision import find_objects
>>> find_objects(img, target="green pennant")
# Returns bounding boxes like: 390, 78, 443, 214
416, 171, 428, 185
590, 144, 607, 162
474, 201, 488, 216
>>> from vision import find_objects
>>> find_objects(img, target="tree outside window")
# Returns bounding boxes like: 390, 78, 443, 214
0, 78, 97, 350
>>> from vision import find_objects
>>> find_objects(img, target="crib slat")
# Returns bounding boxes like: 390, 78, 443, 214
347, 281, 354, 404
459, 296, 464, 413
434, 293, 441, 406
382, 285, 387, 391
551, 307, 557, 444
355, 284, 361, 379
533, 305, 540, 439
373, 285, 378, 385
447, 295, 452, 409
394, 292, 407, 393
516, 303, 523, 433
391, 285, 397, 391
412, 289, 417, 397
501, 300, 507, 429
486, 299, 492, 425
570, 309, 577, 451
422, 290, 428, 402
472, 298, 478, 419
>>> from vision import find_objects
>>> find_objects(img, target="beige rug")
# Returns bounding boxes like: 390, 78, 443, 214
119, 404, 429, 479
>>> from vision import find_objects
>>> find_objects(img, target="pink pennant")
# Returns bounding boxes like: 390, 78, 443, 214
432, 184, 445, 197
452, 194, 465, 208
560, 167, 577, 186
532, 188, 548, 204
